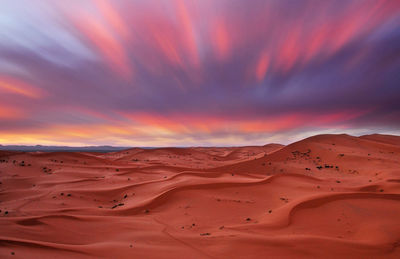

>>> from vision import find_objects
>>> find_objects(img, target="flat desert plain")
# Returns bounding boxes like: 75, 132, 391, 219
1, 134, 400, 258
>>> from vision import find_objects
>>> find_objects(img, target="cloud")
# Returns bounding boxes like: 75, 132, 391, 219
0, 0, 399, 145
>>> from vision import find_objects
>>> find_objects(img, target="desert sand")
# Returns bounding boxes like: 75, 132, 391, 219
0, 134, 400, 258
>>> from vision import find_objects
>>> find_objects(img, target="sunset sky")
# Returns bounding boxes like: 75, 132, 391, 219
0, 0, 399, 146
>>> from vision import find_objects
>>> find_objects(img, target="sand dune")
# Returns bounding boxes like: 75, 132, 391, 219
0, 134, 399, 258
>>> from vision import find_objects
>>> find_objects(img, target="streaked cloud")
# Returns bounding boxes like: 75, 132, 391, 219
0, 76, 44, 98
0, 0, 399, 146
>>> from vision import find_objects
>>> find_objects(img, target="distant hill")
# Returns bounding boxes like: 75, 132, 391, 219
0, 145, 133, 153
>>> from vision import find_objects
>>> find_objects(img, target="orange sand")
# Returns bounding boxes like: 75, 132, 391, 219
0, 134, 399, 258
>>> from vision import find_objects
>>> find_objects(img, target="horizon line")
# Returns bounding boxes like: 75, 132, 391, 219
1, 132, 399, 152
